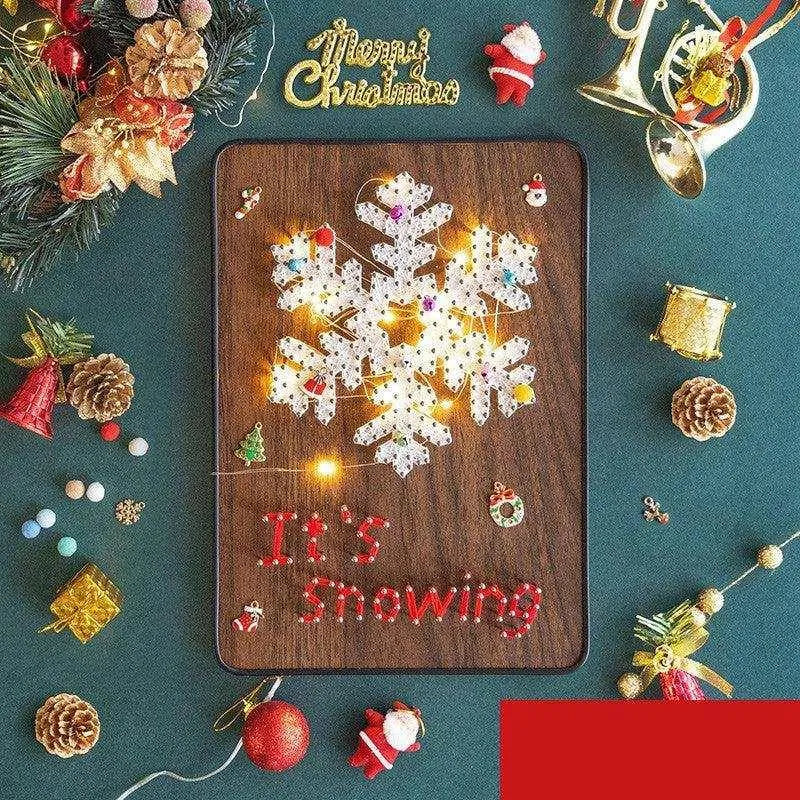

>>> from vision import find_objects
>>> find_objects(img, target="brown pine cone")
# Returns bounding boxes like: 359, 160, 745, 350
126, 18, 208, 100
67, 353, 135, 422
671, 376, 736, 441
35, 693, 100, 758
700, 51, 736, 78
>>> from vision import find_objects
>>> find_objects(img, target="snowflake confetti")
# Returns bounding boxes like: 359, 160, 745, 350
268, 172, 541, 477
115, 499, 145, 525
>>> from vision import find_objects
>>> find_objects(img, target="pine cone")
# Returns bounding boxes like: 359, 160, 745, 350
671, 376, 736, 441
67, 353, 134, 422
35, 693, 100, 757
125, 17, 208, 100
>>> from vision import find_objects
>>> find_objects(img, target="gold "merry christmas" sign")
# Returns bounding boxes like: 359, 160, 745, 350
284, 18, 460, 109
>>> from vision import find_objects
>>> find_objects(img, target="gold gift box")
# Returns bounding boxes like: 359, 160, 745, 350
43, 564, 122, 644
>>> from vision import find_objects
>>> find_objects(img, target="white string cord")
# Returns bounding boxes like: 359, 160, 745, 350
113, 678, 283, 800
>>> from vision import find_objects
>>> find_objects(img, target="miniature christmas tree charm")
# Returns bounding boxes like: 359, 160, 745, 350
235, 422, 266, 467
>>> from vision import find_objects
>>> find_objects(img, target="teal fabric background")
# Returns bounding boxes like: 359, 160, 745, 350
1, 2, 798, 798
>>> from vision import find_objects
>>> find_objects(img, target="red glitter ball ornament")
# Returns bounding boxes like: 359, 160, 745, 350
242, 700, 309, 772
314, 226, 334, 247
40, 33, 89, 92
36, 0, 91, 32
99, 421, 121, 442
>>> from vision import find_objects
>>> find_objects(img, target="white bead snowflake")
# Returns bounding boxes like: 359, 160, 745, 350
268, 172, 540, 477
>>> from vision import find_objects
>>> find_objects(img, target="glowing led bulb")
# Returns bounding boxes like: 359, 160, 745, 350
382, 309, 397, 324
439, 399, 454, 412
313, 458, 339, 479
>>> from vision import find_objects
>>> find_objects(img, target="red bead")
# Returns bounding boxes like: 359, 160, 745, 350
99, 421, 121, 442
314, 226, 334, 247
242, 701, 309, 772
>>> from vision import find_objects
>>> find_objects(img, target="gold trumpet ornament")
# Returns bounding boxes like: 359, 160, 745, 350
580, 0, 799, 198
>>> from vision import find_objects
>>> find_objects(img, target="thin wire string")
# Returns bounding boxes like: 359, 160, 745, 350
215, 0, 276, 129
720, 530, 800, 595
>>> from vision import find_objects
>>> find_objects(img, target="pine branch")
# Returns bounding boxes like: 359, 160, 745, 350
31, 311, 94, 361
0, 55, 78, 186
83, 0, 265, 116
191, 0, 264, 115
1, 183, 122, 291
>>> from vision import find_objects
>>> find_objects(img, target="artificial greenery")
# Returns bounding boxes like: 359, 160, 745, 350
0, 54, 122, 290
0, 57, 76, 187
0, 0, 264, 290
634, 600, 698, 647
84, 0, 265, 116
31, 311, 95, 361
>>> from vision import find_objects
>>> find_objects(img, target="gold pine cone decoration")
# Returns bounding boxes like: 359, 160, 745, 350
35, 693, 100, 758
126, 17, 208, 100
67, 353, 135, 422
671, 376, 736, 441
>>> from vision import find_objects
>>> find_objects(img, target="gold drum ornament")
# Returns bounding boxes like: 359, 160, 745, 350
651, 283, 735, 361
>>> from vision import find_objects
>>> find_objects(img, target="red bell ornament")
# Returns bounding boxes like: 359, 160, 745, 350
41, 34, 90, 93
0, 356, 59, 439
36, 0, 91, 32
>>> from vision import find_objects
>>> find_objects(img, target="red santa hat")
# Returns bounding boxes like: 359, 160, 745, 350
522, 177, 546, 192
500, 22, 543, 65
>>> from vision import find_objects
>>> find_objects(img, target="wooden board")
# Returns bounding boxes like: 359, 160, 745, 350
214, 140, 587, 673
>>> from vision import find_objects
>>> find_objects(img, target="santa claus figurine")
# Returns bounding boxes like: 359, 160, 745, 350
484, 22, 547, 107
348, 701, 423, 779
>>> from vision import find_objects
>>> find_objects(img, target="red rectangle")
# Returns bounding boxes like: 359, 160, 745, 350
501, 700, 797, 798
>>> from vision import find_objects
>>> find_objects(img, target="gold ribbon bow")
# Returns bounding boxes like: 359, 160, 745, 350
633, 626, 733, 697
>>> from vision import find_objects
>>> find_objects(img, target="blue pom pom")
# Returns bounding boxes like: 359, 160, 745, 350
21, 520, 41, 539
287, 258, 306, 274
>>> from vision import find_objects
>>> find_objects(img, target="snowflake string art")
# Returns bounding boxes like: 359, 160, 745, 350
268, 172, 540, 477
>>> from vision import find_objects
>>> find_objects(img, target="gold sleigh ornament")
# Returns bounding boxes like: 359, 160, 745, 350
651, 283, 735, 361
579, 0, 800, 198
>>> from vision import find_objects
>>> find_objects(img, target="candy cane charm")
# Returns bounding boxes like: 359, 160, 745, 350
488, 483, 525, 528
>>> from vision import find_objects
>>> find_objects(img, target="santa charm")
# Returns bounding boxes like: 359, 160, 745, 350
484, 22, 547, 106
348, 701, 424, 780
522, 174, 548, 207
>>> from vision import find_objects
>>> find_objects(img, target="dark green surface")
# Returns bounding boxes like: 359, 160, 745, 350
2, 2, 798, 799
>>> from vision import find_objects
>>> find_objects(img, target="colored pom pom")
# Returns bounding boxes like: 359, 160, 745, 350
128, 437, 149, 456
125, 0, 159, 18
242, 700, 310, 771
58, 536, 78, 557
65, 480, 85, 500
99, 421, 121, 442
389, 204, 407, 221
512, 384, 535, 404
179, 0, 213, 29
314, 226, 334, 247
22, 520, 42, 539
36, 509, 57, 529
86, 482, 105, 503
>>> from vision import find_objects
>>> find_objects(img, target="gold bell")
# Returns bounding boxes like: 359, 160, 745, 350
651, 283, 735, 361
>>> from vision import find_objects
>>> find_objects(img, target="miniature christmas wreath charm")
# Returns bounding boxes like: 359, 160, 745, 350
489, 482, 525, 528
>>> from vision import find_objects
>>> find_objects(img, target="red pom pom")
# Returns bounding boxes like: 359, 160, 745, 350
314, 226, 334, 247
242, 701, 309, 772
99, 421, 121, 442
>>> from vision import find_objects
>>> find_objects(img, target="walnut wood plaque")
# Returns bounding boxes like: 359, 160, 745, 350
214, 140, 587, 672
